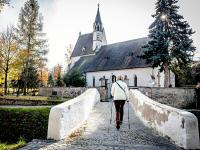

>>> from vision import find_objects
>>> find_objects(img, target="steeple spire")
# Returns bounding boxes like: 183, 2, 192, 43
93, 4, 107, 51
95, 3, 102, 25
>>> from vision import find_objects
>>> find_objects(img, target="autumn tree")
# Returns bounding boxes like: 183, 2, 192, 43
141, 0, 196, 87
0, 26, 20, 95
16, 0, 48, 95
56, 72, 64, 87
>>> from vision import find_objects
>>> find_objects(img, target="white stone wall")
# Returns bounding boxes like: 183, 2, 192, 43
129, 89, 200, 149
47, 88, 100, 140
86, 68, 167, 87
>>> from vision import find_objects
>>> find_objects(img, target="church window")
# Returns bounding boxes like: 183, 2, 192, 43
82, 47, 86, 52
93, 76, 95, 87
112, 75, 116, 83
134, 75, 137, 87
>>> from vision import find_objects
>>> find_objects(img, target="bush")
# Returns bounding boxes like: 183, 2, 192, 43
0, 107, 51, 143
64, 70, 86, 87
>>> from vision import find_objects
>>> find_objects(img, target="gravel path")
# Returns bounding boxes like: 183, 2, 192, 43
20, 102, 182, 150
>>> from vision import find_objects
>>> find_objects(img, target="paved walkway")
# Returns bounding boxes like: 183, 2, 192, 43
20, 102, 181, 150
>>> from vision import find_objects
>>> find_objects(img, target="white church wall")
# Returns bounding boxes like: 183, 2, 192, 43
86, 67, 167, 87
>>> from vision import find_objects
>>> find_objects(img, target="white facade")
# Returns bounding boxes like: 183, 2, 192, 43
86, 68, 175, 88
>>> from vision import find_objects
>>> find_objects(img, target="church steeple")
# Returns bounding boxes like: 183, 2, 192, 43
93, 4, 107, 51
94, 4, 102, 31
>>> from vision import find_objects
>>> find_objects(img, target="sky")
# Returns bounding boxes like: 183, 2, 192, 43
0, 0, 199, 69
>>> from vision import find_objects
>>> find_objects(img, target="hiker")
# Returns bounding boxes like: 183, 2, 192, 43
196, 81, 200, 108
111, 75, 129, 130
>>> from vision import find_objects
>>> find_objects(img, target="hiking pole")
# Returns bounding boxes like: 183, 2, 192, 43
110, 100, 113, 124
127, 101, 130, 129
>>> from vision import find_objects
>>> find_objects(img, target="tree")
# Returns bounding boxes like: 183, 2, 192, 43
63, 70, 86, 87
0, 0, 9, 12
65, 44, 73, 72
192, 61, 200, 83
16, 0, 48, 95
0, 26, 20, 95
56, 73, 64, 87
47, 73, 54, 87
141, 0, 196, 87
20, 62, 39, 90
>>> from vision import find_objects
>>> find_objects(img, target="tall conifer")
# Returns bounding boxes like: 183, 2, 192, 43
141, 0, 196, 87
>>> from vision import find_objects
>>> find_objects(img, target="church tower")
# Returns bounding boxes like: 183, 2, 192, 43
93, 4, 107, 51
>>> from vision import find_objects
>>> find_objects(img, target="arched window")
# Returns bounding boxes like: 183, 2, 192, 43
134, 75, 137, 87
112, 75, 116, 83
93, 76, 95, 87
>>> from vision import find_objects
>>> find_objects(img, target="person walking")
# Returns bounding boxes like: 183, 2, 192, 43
111, 75, 129, 130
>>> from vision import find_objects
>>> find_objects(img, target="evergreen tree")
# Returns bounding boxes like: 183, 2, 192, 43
56, 73, 64, 87
48, 73, 54, 87
63, 70, 86, 87
0, 0, 9, 12
16, 0, 48, 94
141, 0, 196, 87
20, 63, 39, 91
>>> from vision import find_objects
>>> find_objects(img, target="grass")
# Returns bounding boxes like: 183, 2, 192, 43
0, 139, 26, 150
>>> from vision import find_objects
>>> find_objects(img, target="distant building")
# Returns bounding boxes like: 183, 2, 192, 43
70, 5, 175, 88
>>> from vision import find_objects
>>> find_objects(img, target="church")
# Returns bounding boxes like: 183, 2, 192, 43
69, 5, 175, 88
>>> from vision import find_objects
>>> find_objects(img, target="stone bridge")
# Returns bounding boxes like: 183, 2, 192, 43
21, 89, 200, 150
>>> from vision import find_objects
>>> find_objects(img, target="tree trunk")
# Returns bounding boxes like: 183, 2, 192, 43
164, 62, 170, 87
4, 67, 9, 95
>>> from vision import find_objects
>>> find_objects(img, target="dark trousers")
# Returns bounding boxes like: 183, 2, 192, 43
114, 100, 125, 123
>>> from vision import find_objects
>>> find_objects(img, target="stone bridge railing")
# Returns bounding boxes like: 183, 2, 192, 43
129, 89, 200, 149
47, 88, 100, 140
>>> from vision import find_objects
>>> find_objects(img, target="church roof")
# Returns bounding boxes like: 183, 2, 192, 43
71, 33, 94, 57
70, 37, 152, 73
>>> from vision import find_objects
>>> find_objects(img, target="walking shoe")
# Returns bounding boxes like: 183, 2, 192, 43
116, 121, 120, 130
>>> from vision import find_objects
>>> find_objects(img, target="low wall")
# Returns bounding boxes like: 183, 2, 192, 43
0, 98, 65, 106
39, 87, 107, 102
138, 87, 196, 108
39, 87, 87, 98
47, 88, 100, 140
129, 89, 200, 149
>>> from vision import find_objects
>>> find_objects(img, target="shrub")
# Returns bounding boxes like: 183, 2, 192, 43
0, 107, 51, 143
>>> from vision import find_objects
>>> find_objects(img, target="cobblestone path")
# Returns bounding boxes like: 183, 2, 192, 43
20, 102, 182, 150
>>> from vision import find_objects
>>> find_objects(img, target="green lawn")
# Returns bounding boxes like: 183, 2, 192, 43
0, 139, 26, 150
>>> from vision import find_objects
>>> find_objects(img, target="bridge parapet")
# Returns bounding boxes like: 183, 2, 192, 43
47, 88, 100, 140
129, 89, 200, 149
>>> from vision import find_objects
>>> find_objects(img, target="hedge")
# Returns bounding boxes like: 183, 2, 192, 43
0, 107, 51, 143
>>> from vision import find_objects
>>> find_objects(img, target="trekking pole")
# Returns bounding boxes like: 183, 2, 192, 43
110, 100, 113, 124
127, 101, 130, 129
